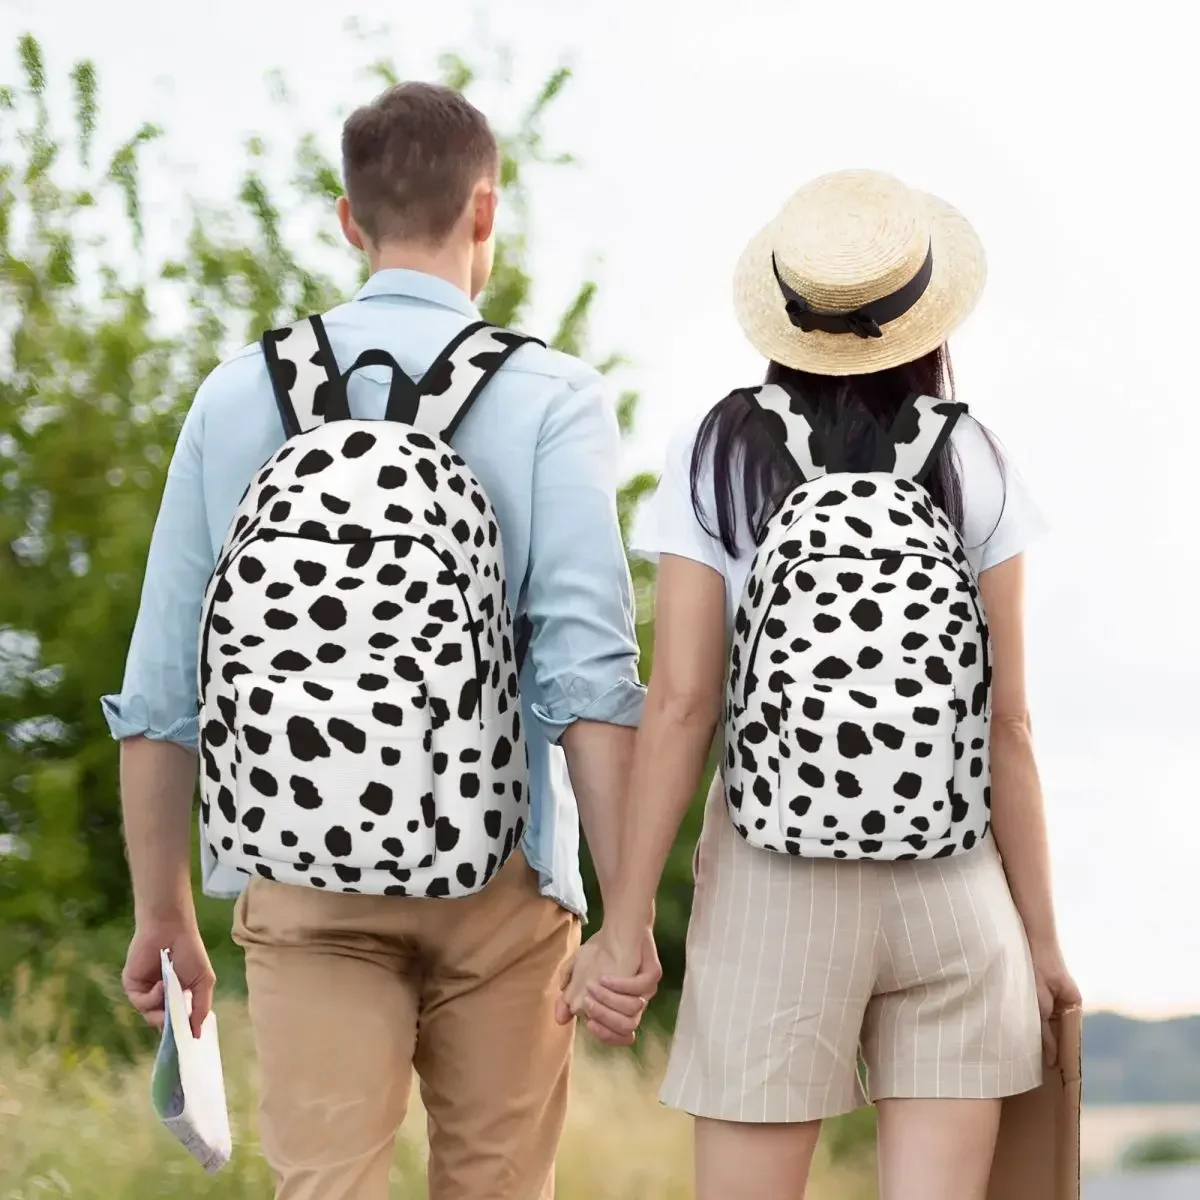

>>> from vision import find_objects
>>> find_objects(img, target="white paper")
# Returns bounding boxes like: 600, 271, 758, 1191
149, 948, 233, 1174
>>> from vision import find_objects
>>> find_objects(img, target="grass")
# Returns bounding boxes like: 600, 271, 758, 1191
0, 963, 877, 1198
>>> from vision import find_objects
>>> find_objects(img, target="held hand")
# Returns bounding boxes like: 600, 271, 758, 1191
122, 919, 215, 1040
555, 927, 660, 1046
1030, 940, 1081, 1067
583, 927, 662, 1045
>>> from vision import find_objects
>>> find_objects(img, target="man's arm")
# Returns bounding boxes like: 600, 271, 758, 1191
103, 395, 218, 1036
121, 738, 198, 926
558, 722, 635, 904
523, 374, 646, 912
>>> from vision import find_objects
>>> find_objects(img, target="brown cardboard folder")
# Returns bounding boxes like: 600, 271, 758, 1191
987, 1007, 1082, 1200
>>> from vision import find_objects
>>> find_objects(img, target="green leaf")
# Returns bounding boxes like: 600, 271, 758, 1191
105, 123, 162, 247
617, 469, 659, 540
68, 61, 97, 167
525, 65, 572, 125
616, 389, 641, 436
18, 34, 45, 98
550, 280, 596, 356
597, 352, 630, 376
437, 52, 475, 93
365, 59, 400, 89
293, 133, 342, 203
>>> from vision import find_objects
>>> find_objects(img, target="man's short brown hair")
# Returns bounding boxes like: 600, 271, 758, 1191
341, 82, 499, 246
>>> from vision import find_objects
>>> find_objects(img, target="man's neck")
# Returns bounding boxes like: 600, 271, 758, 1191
368, 242, 473, 299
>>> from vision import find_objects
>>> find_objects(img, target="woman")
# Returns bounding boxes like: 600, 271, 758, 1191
563, 170, 1080, 1200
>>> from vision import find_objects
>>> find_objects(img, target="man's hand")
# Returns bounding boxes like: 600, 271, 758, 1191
123, 919, 215, 1040
555, 926, 661, 1046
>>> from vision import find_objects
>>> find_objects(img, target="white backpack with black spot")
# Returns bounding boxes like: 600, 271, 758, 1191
723, 385, 992, 861
197, 313, 540, 897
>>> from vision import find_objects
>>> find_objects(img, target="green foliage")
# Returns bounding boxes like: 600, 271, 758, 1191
821, 1102, 878, 1166
1121, 1132, 1200, 1169
0, 32, 695, 1047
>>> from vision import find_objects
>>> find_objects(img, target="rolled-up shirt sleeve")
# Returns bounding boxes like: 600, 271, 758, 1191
100, 394, 215, 750
524, 375, 646, 743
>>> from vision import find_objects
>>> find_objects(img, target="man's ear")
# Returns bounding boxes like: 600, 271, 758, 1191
337, 195, 366, 251
472, 180, 498, 246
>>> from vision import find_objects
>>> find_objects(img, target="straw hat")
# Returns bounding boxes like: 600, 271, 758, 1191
732, 169, 986, 376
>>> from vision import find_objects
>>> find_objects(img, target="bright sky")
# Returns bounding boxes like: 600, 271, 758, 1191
4, 0, 1197, 1017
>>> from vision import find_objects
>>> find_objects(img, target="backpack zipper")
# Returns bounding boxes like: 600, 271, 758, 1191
198, 531, 486, 718
738, 550, 989, 707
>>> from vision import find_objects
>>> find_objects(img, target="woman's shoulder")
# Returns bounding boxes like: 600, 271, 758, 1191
948, 411, 1048, 573
630, 407, 733, 575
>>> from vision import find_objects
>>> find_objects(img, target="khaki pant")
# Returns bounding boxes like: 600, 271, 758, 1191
232, 851, 581, 1200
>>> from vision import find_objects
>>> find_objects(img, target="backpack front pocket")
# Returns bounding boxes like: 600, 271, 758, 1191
776, 682, 957, 852
229, 675, 439, 882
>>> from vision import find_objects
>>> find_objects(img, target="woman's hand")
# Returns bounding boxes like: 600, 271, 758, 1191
1029, 939, 1081, 1066
555, 926, 660, 1046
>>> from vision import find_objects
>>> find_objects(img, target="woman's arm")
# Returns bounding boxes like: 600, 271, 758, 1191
980, 554, 1057, 942
981, 553, 1080, 1058
560, 552, 727, 1017
603, 553, 728, 952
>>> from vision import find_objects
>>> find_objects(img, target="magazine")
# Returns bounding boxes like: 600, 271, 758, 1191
148, 948, 232, 1173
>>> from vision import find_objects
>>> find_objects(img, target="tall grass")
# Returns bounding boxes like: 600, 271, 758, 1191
0, 965, 876, 1198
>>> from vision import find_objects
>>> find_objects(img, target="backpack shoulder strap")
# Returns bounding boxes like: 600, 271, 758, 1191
261, 315, 544, 443
886, 394, 967, 483
397, 321, 545, 442
744, 382, 829, 483
261, 314, 345, 438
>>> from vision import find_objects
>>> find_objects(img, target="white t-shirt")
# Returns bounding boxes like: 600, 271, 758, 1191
632, 409, 1047, 629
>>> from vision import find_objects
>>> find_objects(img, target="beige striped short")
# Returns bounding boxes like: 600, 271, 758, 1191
661, 776, 1043, 1123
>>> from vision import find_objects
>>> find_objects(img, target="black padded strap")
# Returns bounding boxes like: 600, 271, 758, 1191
403, 322, 544, 442
744, 382, 829, 483
261, 315, 343, 437
887, 394, 967, 483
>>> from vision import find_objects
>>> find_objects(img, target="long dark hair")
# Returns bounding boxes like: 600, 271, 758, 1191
690, 344, 1000, 556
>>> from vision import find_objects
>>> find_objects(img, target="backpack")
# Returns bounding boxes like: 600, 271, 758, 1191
722, 384, 992, 861
197, 313, 541, 897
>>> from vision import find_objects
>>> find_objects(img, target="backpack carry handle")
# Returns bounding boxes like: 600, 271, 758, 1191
262, 315, 544, 444
263, 319, 423, 436
338, 348, 422, 424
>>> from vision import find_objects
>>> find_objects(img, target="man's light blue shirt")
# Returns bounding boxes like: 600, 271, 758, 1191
101, 269, 645, 918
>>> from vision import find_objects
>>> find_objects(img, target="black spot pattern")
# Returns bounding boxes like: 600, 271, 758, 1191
195, 322, 541, 897
721, 427, 990, 862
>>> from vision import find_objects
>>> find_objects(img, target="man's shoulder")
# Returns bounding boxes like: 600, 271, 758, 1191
182, 342, 280, 458
499, 339, 602, 395
196, 340, 268, 395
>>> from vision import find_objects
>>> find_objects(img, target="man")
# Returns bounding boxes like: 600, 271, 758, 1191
104, 81, 659, 1199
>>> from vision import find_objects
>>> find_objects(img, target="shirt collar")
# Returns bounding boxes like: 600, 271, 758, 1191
353, 268, 481, 319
